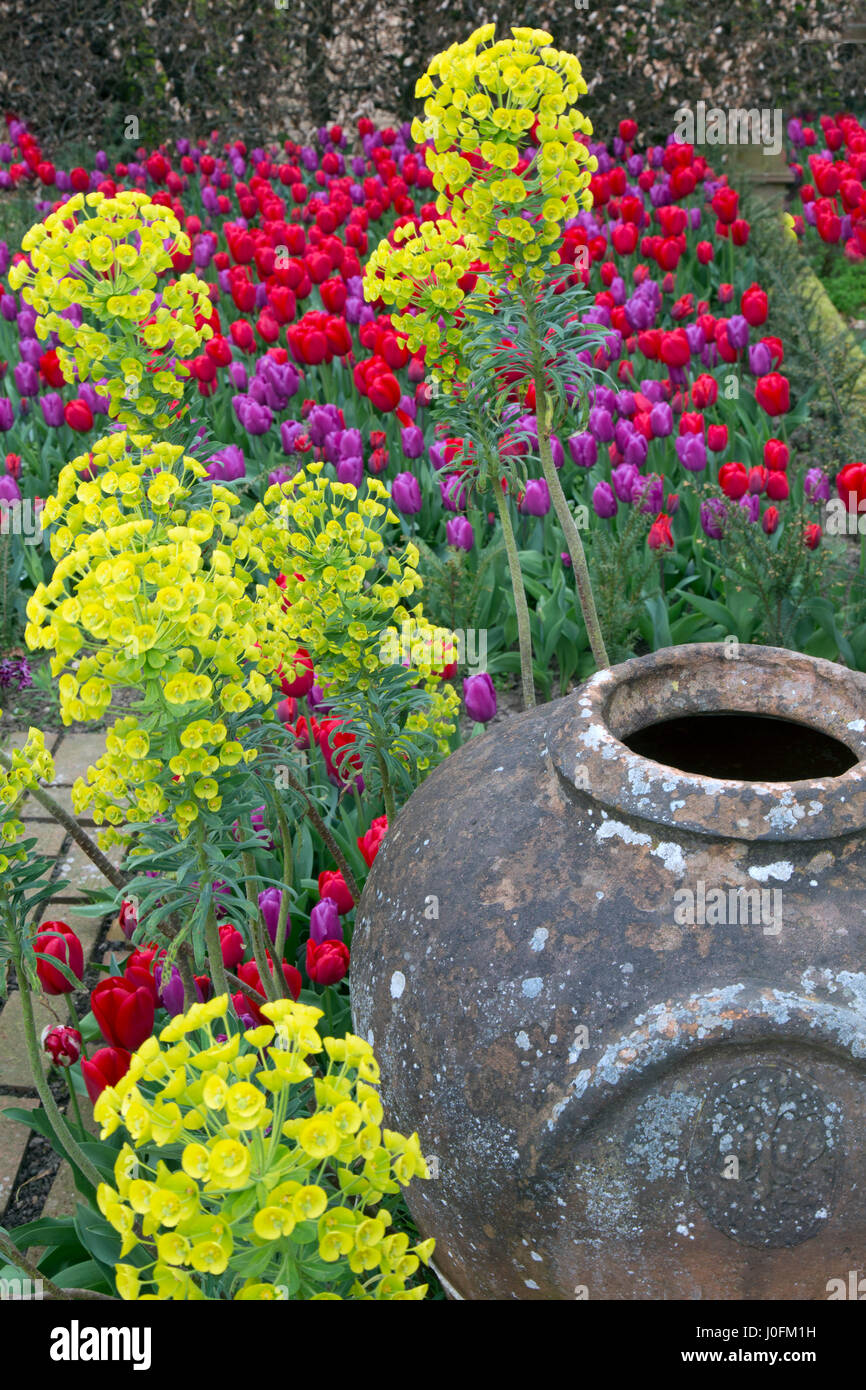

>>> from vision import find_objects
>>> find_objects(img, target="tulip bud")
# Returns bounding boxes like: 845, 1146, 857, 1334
41, 1024, 82, 1068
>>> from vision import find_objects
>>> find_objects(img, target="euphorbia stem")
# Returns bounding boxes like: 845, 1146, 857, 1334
494, 474, 535, 709
281, 766, 360, 901
204, 902, 230, 1003
375, 751, 396, 825
524, 299, 609, 671
0, 750, 128, 892
241, 847, 283, 1002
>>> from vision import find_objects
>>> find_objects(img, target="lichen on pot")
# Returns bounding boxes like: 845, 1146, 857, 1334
351, 644, 866, 1300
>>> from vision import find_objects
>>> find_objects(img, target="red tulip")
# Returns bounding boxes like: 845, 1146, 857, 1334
237, 958, 301, 1025
755, 373, 790, 417
81, 1046, 131, 1103
64, 399, 94, 432
90, 976, 155, 1051
762, 506, 780, 535
837, 462, 866, 511
219, 923, 245, 971
34, 922, 84, 995
39, 349, 66, 388
707, 424, 728, 453
41, 1024, 82, 1068
358, 815, 388, 868
317, 870, 354, 915
763, 439, 789, 472
740, 283, 768, 326
766, 471, 789, 502
279, 647, 314, 697
804, 523, 822, 550
711, 186, 739, 225
718, 462, 749, 500
647, 513, 674, 551
306, 938, 350, 986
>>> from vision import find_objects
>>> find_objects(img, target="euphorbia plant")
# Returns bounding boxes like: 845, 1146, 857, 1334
364, 24, 614, 700
93, 993, 435, 1300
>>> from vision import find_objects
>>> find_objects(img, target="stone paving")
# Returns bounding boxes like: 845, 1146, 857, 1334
0, 729, 125, 1233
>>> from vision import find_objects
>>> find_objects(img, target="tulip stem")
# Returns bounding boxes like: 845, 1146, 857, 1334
65, 1072, 87, 1142
241, 846, 283, 1002
280, 765, 360, 902
525, 297, 610, 671
11, 941, 102, 1191
194, 822, 230, 1003
0, 751, 129, 893
273, 804, 293, 963
493, 471, 535, 709
375, 751, 396, 825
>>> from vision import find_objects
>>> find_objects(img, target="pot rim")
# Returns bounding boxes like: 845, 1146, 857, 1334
548, 642, 866, 841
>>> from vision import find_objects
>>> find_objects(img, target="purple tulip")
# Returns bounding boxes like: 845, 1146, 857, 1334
429, 441, 446, 470
440, 474, 467, 512
589, 407, 614, 443
18, 338, 41, 367
740, 493, 761, 523
16, 308, 36, 339
310, 897, 343, 945
519, 478, 551, 516
700, 498, 727, 539
258, 887, 285, 946
463, 672, 497, 723
14, 362, 38, 397
400, 425, 424, 459
232, 394, 272, 435
804, 468, 830, 503
79, 381, 110, 415
635, 472, 663, 513
568, 432, 597, 468
592, 481, 618, 518
268, 467, 294, 487
649, 402, 673, 438
0, 475, 21, 502
748, 342, 772, 376
39, 393, 64, 427
446, 516, 474, 551
726, 314, 750, 351
156, 963, 201, 1017
0, 399, 15, 432
0, 294, 16, 321
207, 445, 246, 482
685, 323, 706, 355
675, 434, 707, 472
392, 471, 422, 514
612, 463, 640, 502
623, 433, 649, 467
639, 378, 665, 403
337, 455, 363, 486
280, 419, 304, 454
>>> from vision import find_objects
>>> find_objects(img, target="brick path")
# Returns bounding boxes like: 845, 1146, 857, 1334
0, 730, 127, 1232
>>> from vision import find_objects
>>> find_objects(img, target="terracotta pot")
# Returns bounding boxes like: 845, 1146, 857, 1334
351, 644, 866, 1300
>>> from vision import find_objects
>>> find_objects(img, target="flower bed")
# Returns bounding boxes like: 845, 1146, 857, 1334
0, 23, 863, 1302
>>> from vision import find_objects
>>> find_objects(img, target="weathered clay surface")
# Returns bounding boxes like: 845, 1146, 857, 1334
350, 644, 866, 1300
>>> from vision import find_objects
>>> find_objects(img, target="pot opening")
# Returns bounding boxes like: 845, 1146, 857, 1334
622, 711, 858, 782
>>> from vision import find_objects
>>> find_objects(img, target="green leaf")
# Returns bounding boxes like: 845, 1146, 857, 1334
73, 1202, 122, 1270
